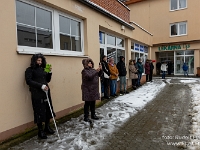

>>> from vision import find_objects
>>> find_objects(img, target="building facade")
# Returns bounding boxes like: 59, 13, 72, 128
126, 0, 200, 75
0, 0, 152, 142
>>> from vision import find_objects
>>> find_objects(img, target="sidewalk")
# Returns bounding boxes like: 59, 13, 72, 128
8, 78, 199, 150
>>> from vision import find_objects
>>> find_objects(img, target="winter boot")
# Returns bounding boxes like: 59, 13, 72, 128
44, 120, 55, 134
37, 123, 47, 139
84, 118, 92, 122
91, 114, 99, 120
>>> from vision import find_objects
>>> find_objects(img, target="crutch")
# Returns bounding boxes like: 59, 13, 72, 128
45, 91, 61, 140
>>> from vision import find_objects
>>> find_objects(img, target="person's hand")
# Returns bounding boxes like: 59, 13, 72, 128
96, 68, 101, 72
49, 66, 52, 72
42, 85, 49, 91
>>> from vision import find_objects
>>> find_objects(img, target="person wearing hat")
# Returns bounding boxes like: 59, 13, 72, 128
101, 55, 111, 99
136, 58, 144, 86
117, 56, 128, 95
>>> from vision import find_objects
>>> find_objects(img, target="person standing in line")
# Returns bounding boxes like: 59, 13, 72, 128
81, 58, 103, 122
136, 58, 144, 86
129, 60, 138, 90
149, 60, 154, 82
25, 53, 55, 139
117, 56, 129, 95
145, 59, 150, 82
108, 58, 119, 97
101, 55, 111, 99
161, 61, 168, 79
182, 62, 189, 77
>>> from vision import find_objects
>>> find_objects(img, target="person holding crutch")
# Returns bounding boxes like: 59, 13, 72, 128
25, 53, 55, 139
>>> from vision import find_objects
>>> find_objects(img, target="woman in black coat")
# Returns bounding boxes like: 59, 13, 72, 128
25, 53, 55, 139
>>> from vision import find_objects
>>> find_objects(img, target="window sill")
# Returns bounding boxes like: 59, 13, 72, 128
170, 7, 187, 12
17, 47, 88, 58
170, 34, 187, 37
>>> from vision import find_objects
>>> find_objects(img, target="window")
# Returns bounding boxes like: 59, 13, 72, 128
117, 38, 124, 47
170, 22, 187, 36
16, 0, 83, 55
59, 16, 81, 51
99, 31, 105, 44
170, 0, 187, 10
16, 1, 53, 48
107, 34, 116, 45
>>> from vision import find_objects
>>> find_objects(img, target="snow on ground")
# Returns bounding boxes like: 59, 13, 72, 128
187, 80, 200, 150
11, 80, 166, 150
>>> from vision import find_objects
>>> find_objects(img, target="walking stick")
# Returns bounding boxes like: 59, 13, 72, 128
45, 91, 61, 140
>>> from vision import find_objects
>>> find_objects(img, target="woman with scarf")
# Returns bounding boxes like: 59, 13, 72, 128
108, 58, 119, 97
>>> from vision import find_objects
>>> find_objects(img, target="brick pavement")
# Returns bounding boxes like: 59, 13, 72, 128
100, 79, 192, 150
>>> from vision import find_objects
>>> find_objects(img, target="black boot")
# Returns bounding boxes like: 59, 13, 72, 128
44, 120, 55, 134
37, 123, 47, 139
91, 114, 99, 120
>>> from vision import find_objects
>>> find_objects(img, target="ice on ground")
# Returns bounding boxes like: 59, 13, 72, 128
187, 82, 200, 150
10, 80, 166, 150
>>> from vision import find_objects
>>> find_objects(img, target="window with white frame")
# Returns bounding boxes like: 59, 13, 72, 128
59, 16, 81, 51
170, 0, 187, 11
16, 0, 83, 55
16, 1, 53, 48
170, 22, 187, 36
100, 32, 125, 64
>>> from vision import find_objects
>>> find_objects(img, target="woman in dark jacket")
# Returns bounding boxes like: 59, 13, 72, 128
25, 53, 55, 139
145, 59, 150, 82
81, 58, 103, 122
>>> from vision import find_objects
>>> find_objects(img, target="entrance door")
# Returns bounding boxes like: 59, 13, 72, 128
175, 56, 184, 74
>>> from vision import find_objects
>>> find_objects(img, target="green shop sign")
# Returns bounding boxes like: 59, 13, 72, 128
158, 44, 190, 51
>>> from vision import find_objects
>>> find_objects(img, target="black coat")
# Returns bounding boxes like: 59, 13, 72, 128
101, 60, 110, 77
25, 66, 55, 124
117, 56, 127, 76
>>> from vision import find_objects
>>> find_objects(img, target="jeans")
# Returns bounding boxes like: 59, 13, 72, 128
137, 73, 142, 86
101, 81, 104, 94
110, 79, 117, 96
184, 71, 188, 76
119, 76, 126, 92
162, 71, 166, 79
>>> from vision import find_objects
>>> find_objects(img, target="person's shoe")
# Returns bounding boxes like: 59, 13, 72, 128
44, 126, 55, 134
120, 91, 124, 95
133, 86, 137, 90
104, 96, 110, 99
84, 118, 91, 122
91, 115, 99, 120
125, 91, 129, 94
114, 94, 118, 97
38, 130, 47, 139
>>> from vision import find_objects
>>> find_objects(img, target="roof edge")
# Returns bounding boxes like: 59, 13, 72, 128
77, 0, 135, 30
130, 21, 153, 36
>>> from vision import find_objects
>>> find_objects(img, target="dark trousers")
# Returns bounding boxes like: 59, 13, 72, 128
84, 101, 96, 119
132, 79, 137, 87
149, 71, 153, 81
146, 74, 149, 82
103, 78, 110, 97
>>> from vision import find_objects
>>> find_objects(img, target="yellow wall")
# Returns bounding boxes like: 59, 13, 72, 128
128, 0, 200, 44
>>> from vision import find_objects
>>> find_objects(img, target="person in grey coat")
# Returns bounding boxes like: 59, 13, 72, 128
81, 58, 103, 122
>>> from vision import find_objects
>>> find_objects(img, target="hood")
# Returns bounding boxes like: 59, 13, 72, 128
119, 56, 125, 62
82, 58, 94, 69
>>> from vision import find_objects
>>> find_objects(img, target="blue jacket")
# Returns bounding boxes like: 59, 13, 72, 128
182, 63, 188, 71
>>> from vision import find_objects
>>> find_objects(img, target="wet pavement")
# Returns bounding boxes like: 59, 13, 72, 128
100, 79, 192, 150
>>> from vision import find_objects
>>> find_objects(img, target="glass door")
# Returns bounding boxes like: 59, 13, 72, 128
185, 56, 194, 74
175, 56, 184, 74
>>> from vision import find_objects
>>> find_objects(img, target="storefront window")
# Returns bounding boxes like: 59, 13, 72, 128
176, 50, 184, 55
185, 50, 194, 55
107, 34, 115, 45
175, 56, 184, 74
99, 31, 105, 44
117, 38, 124, 47
107, 47, 116, 63
117, 49, 125, 63
185, 56, 194, 74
